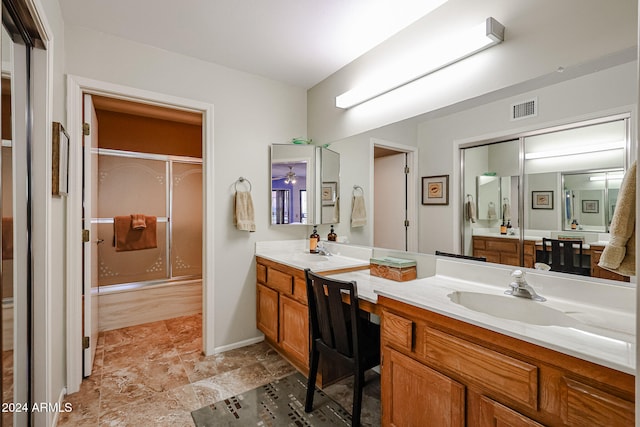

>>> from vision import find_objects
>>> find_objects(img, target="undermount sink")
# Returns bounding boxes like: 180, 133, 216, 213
447, 291, 579, 327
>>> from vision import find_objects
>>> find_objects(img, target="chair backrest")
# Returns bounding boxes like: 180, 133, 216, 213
305, 269, 361, 361
435, 250, 486, 262
542, 238, 583, 273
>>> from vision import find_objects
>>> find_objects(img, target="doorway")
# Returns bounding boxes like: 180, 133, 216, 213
66, 76, 215, 394
371, 139, 417, 252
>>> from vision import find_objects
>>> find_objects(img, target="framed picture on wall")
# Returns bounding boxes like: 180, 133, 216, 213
582, 199, 599, 214
52, 122, 70, 196
422, 175, 449, 205
531, 190, 553, 209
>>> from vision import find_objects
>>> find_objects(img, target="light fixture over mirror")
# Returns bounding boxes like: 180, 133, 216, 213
336, 17, 505, 109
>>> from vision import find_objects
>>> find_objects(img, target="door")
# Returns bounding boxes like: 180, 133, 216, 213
83, 94, 99, 376
374, 151, 407, 250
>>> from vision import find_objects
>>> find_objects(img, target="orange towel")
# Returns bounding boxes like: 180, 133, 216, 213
131, 214, 147, 230
114, 215, 157, 252
2, 217, 12, 260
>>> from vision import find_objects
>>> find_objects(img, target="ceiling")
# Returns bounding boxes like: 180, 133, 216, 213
58, 0, 448, 89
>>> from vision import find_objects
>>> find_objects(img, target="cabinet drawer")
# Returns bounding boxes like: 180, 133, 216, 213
292, 276, 308, 304
473, 238, 486, 250
486, 239, 518, 254
561, 377, 634, 426
382, 311, 413, 351
424, 327, 538, 410
267, 267, 293, 294
257, 263, 267, 284
474, 250, 500, 264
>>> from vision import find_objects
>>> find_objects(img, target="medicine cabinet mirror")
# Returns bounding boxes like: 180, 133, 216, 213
270, 144, 340, 225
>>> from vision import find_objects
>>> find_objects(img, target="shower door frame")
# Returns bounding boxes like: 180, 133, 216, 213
66, 75, 215, 394
96, 148, 203, 290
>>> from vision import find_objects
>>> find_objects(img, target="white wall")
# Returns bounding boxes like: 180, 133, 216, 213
308, 0, 637, 144
63, 25, 308, 349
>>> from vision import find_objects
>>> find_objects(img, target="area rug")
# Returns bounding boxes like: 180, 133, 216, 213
191, 373, 351, 426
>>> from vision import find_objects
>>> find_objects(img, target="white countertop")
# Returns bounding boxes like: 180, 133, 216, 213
255, 240, 635, 375
331, 263, 635, 375
255, 240, 371, 272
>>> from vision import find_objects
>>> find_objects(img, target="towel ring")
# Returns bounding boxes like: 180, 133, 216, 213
353, 185, 364, 196
235, 177, 252, 192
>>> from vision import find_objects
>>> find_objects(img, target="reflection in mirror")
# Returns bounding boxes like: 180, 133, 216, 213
320, 148, 340, 224
462, 115, 629, 280
271, 144, 314, 225
562, 170, 623, 232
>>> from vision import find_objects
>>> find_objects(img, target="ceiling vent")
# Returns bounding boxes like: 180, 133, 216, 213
510, 98, 537, 121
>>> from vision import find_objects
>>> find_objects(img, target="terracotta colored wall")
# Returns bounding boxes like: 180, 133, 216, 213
96, 110, 202, 158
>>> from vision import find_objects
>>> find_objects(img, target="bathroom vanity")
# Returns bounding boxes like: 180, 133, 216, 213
255, 241, 371, 386
255, 241, 635, 425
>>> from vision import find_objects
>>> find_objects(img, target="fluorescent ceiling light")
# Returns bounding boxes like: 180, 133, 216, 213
589, 173, 624, 181
524, 141, 625, 160
335, 17, 505, 109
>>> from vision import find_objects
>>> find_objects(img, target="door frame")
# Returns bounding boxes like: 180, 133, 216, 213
65, 75, 215, 393
369, 138, 418, 252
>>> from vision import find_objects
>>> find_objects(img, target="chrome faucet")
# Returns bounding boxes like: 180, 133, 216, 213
316, 242, 332, 256
504, 270, 546, 302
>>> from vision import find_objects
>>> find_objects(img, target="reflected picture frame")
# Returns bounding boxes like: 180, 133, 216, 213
321, 181, 337, 206
582, 199, 599, 214
531, 190, 553, 209
422, 175, 449, 205
52, 122, 70, 196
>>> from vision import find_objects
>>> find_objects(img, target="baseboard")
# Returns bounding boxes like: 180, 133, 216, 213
214, 335, 264, 354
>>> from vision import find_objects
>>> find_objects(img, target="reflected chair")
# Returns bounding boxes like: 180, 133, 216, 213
541, 238, 590, 276
435, 250, 486, 262
304, 269, 380, 427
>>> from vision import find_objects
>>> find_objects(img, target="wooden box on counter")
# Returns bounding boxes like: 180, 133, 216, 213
370, 257, 417, 282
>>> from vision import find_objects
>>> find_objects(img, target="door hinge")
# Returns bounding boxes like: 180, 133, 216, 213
82, 229, 90, 243
404, 220, 410, 227
83, 122, 90, 136
83, 336, 90, 349
404, 165, 410, 174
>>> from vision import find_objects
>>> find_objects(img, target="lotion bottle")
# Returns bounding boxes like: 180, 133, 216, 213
309, 226, 319, 253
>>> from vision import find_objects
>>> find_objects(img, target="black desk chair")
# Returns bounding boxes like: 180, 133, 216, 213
541, 238, 590, 276
304, 269, 380, 427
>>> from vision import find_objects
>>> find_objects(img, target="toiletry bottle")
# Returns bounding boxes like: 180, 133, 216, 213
571, 219, 577, 230
309, 226, 319, 253
328, 225, 337, 242
506, 220, 512, 230
500, 220, 507, 235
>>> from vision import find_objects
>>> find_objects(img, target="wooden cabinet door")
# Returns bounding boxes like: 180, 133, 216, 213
477, 395, 543, 427
256, 283, 278, 342
280, 294, 309, 366
382, 347, 465, 427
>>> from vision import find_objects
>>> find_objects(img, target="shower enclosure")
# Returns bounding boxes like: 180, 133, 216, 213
97, 149, 202, 289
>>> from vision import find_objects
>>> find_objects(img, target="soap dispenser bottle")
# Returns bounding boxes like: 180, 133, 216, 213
328, 225, 337, 242
309, 226, 320, 253
500, 220, 507, 235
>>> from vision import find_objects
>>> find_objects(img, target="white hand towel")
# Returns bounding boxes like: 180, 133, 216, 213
487, 202, 497, 220
465, 201, 476, 223
502, 203, 511, 221
332, 196, 340, 224
598, 161, 635, 276
234, 191, 256, 232
351, 195, 367, 227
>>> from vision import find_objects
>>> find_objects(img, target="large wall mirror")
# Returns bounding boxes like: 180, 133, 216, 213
462, 115, 628, 279
270, 144, 340, 225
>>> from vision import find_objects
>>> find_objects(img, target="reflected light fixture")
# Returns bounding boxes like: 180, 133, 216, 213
524, 141, 626, 160
335, 17, 505, 109
284, 166, 297, 184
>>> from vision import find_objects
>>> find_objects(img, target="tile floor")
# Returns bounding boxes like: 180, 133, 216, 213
57, 314, 380, 426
